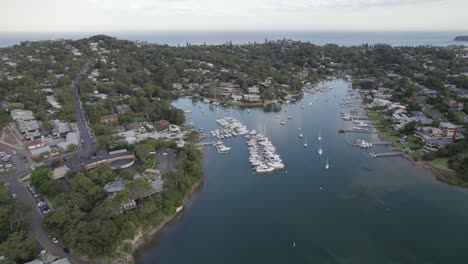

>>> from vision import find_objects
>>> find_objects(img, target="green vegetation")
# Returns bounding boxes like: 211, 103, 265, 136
423, 139, 468, 183
43, 144, 203, 259
0, 184, 37, 263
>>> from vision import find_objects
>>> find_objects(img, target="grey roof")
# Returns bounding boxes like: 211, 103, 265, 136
10, 109, 34, 121
51, 258, 71, 264
30, 146, 51, 156
104, 180, 127, 193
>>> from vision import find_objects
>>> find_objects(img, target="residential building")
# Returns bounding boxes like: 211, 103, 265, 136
99, 114, 119, 124
156, 120, 170, 130
115, 104, 130, 115
440, 122, 459, 139
243, 94, 261, 102
25, 139, 44, 150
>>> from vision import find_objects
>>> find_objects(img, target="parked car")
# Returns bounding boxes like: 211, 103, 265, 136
37, 201, 46, 207
52, 237, 58, 244
42, 208, 51, 214
12, 193, 17, 199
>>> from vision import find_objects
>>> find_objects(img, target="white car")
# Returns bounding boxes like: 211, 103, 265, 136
52, 237, 58, 243
37, 201, 46, 207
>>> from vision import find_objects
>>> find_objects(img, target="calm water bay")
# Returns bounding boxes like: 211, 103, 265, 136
136, 79, 468, 264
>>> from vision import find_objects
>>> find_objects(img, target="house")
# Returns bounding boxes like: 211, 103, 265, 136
99, 114, 119, 124
243, 94, 261, 102
247, 86, 260, 94
125, 122, 145, 133
156, 120, 170, 130
52, 119, 71, 138
231, 94, 243, 101
172, 83, 183, 90
30, 146, 52, 157
169, 124, 180, 133
25, 139, 44, 150
115, 104, 130, 116
423, 138, 453, 152
440, 122, 459, 139
372, 99, 392, 107
10, 109, 34, 121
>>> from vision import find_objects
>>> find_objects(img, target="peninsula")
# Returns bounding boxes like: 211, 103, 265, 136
454, 36, 468, 41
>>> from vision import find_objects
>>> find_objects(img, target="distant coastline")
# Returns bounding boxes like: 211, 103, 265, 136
454, 36, 468, 41
1, 31, 468, 48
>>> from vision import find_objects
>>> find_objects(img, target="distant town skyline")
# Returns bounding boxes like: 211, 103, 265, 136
1, 0, 468, 32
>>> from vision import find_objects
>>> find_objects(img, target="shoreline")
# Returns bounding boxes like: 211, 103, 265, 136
130, 180, 203, 259
367, 108, 462, 187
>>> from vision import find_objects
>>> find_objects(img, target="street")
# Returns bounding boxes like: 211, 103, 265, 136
0, 59, 99, 264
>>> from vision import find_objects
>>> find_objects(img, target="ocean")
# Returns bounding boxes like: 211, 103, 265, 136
0, 31, 467, 47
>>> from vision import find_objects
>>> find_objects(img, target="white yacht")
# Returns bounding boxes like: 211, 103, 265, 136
325, 158, 329, 169
280, 121, 286, 125
299, 133, 303, 138
318, 142, 323, 156
318, 128, 322, 142
304, 137, 308, 148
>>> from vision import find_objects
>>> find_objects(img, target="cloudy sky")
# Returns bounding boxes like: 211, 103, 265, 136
1, 0, 467, 32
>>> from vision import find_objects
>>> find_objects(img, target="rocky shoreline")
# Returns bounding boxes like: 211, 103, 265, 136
129, 180, 203, 261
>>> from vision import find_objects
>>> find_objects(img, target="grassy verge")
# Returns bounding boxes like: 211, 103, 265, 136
429, 158, 454, 172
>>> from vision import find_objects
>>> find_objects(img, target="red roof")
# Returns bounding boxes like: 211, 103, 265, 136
25, 140, 43, 147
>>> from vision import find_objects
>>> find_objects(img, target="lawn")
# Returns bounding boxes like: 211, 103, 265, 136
430, 158, 453, 172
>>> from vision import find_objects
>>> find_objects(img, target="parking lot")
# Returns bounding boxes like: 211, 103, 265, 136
0, 150, 16, 174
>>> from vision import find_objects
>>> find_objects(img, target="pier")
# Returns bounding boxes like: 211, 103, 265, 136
196, 141, 217, 147
339, 129, 377, 134
370, 152, 404, 158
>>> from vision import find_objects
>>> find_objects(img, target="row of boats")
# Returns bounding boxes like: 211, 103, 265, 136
354, 139, 373, 148
211, 117, 251, 139
247, 134, 285, 173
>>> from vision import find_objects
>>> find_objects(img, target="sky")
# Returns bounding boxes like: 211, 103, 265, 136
1, 0, 468, 32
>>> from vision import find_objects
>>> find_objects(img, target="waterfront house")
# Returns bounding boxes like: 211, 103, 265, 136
247, 86, 260, 94
244, 94, 261, 102
439, 122, 459, 139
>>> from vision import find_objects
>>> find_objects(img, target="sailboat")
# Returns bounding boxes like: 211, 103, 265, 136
299, 133, 303, 138
318, 142, 323, 156
325, 158, 329, 169
304, 137, 308, 148
318, 128, 322, 142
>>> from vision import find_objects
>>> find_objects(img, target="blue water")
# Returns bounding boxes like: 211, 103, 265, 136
0, 31, 466, 47
135, 79, 468, 264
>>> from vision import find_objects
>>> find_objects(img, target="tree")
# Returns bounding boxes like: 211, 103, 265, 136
403, 121, 417, 134
0, 231, 37, 263
134, 144, 154, 161
0, 110, 10, 127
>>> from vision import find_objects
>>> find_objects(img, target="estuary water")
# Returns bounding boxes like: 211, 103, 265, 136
136, 79, 468, 264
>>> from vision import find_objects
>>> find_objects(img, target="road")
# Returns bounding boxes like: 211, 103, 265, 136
1, 60, 99, 264
71, 59, 96, 157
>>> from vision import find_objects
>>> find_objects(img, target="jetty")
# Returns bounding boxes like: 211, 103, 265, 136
370, 152, 404, 158
338, 129, 377, 134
